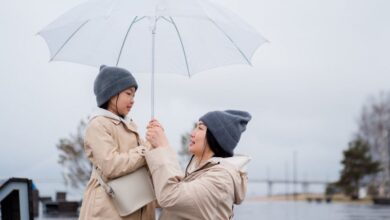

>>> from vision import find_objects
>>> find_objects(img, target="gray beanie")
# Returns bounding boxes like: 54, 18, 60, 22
199, 110, 252, 155
94, 65, 138, 107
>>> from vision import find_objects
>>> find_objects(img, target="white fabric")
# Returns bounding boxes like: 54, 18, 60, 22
89, 107, 132, 124
39, 0, 266, 75
211, 154, 251, 172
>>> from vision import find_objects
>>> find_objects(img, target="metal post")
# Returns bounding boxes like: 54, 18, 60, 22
266, 166, 271, 197
293, 151, 297, 201
285, 161, 289, 200
151, 18, 156, 119
267, 181, 273, 197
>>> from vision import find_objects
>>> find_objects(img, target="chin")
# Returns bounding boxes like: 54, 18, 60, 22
188, 146, 195, 155
119, 112, 128, 118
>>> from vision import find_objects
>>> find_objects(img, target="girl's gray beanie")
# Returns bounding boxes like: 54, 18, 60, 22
94, 65, 138, 107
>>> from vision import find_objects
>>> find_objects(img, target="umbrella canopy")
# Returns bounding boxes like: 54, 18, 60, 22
39, 0, 266, 75
39, 0, 267, 117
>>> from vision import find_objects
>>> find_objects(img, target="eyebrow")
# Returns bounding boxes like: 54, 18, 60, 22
198, 122, 205, 127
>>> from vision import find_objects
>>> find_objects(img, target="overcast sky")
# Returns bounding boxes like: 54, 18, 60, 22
1, 0, 390, 197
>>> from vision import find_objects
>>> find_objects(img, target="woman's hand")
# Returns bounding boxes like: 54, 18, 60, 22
146, 119, 169, 148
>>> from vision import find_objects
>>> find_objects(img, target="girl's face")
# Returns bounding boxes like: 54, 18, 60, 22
108, 87, 136, 117
189, 121, 208, 157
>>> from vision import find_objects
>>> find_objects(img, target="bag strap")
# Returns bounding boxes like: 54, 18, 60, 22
94, 122, 141, 198
94, 166, 115, 197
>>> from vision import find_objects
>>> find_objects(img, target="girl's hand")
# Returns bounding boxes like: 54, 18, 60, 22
146, 119, 169, 148
147, 119, 164, 131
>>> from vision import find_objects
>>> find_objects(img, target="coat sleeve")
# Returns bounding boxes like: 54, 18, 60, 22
139, 136, 153, 151
145, 147, 232, 217
84, 119, 146, 180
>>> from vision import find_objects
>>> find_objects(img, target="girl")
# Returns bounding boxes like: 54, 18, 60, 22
145, 110, 251, 219
79, 65, 155, 220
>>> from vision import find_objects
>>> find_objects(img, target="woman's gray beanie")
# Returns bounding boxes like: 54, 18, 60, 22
94, 65, 138, 107
199, 110, 251, 155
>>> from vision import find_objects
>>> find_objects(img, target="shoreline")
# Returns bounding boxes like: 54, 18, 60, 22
246, 193, 373, 205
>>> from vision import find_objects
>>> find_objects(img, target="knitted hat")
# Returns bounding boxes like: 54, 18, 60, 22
94, 65, 138, 107
200, 110, 251, 155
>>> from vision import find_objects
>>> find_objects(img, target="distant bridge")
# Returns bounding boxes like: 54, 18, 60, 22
249, 179, 331, 196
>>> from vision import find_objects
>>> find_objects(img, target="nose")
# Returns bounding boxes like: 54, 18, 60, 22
190, 129, 196, 138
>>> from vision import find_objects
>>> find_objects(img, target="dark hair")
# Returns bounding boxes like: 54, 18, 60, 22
100, 101, 109, 110
206, 130, 233, 158
99, 94, 125, 119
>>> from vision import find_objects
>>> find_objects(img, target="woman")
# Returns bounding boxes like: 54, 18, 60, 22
79, 65, 155, 220
145, 110, 251, 219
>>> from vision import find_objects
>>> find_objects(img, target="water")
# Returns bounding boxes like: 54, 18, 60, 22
235, 200, 390, 220
33, 200, 390, 220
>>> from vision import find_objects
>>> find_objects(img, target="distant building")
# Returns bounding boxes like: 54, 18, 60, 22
1, 177, 80, 219
0, 178, 34, 220
41, 191, 80, 217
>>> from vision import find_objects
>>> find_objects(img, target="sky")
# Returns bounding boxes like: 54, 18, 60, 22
1, 0, 390, 198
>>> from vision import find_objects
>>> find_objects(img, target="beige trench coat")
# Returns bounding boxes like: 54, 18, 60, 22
145, 147, 250, 220
79, 109, 155, 220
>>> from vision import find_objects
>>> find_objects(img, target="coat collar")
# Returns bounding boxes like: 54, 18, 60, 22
185, 154, 250, 205
188, 154, 251, 174
210, 155, 251, 172
89, 108, 138, 132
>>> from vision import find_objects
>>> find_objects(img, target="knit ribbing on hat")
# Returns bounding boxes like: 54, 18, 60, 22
199, 110, 251, 155
94, 65, 138, 107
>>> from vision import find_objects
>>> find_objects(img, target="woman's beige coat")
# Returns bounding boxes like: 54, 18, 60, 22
145, 147, 250, 220
79, 109, 155, 220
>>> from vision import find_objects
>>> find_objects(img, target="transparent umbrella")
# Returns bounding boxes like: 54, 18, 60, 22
39, 0, 267, 117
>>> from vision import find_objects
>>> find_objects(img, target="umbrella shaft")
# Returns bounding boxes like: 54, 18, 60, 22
151, 30, 156, 119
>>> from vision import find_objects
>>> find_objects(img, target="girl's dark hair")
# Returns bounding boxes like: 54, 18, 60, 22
100, 101, 109, 110
99, 94, 125, 119
206, 130, 233, 158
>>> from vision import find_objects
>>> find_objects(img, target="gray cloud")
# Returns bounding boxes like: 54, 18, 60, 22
1, 0, 390, 196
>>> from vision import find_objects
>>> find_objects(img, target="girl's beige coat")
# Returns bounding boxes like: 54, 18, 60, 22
79, 110, 155, 220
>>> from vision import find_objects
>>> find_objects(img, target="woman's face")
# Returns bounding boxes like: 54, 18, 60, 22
108, 87, 136, 117
189, 121, 207, 157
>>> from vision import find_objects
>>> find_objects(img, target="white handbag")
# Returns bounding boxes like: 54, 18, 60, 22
94, 166, 156, 216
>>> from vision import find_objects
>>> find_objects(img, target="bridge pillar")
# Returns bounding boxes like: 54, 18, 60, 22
267, 181, 273, 197
302, 182, 309, 195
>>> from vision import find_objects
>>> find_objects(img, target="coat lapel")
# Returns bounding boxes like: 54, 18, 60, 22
90, 108, 139, 134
